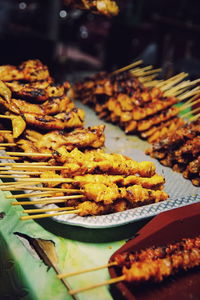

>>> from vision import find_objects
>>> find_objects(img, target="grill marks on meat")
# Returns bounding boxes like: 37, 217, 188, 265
74, 70, 184, 138
112, 236, 200, 284
0, 60, 51, 82
17, 125, 105, 155
5, 81, 70, 102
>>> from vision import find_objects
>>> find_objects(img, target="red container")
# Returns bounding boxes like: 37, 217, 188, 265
109, 202, 200, 300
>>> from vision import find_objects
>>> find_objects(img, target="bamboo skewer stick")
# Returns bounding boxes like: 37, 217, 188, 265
12, 196, 82, 206
0, 171, 43, 175
189, 112, 200, 121
57, 262, 117, 279
178, 86, 200, 100
5, 152, 52, 157
23, 206, 75, 214
0, 143, 16, 147
68, 275, 125, 295
156, 73, 188, 88
0, 115, 15, 120
182, 107, 200, 118
0, 147, 5, 150
0, 130, 12, 133
0, 162, 48, 166
6, 192, 63, 199
111, 60, 143, 75
9, 178, 75, 183
20, 209, 81, 220
0, 156, 21, 160
11, 166, 70, 171
6, 189, 79, 199
5, 186, 79, 192
0, 175, 29, 178
179, 98, 200, 111
29, 195, 84, 202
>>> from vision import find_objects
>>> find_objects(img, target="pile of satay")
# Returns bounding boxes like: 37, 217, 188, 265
74, 61, 200, 185
0, 59, 170, 219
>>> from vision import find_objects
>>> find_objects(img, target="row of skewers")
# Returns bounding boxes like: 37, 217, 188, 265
74, 61, 200, 185
56, 235, 200, 295
0, 59, 169, 220
0, 59, 199, 297
146, 118, 200, 186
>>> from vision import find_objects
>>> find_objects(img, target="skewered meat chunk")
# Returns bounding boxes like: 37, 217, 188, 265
0, 60, 51, 82
73, 173, 165, 189
5, 81, 70, 102
146, 119, 200, 186
141, 117, 186, 143
22, 109, 84, 130
81, 183, 168, 205
54, 148, 156, 177
113, 236, 200, 283
21, 125, 105, 151
0, 95, 74, 115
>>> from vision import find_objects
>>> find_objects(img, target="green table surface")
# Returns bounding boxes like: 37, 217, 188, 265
0, 188, 150, 300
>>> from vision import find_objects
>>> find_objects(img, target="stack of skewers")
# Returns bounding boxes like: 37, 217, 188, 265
74, 61, 200, 186
146, 118, 200, 186
55, 235, 200, 295
0, 59, 169, 220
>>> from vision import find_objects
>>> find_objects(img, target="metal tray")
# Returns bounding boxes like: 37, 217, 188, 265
0, 103, 200, 228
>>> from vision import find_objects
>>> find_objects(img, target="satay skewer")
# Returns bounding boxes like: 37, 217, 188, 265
0, 130, 12, 133
20, 209, 81, 220
111, 60, 143, 75
12, 195, 83, 206
0, 143, 16, 147
57, 262, 117, 279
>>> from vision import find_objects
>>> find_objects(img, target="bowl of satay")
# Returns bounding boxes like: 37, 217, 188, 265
0, 59, 199, 228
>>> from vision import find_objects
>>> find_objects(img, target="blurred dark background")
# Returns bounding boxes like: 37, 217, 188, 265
0, 0, 200, 81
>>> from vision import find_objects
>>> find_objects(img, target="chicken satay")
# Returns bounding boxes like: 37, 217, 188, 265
23, 109, 85, 130
81, 183, 168, 205
55, 148, 156, 177
23, 125, 105, 152
0, 95, 74, 115
137, 106, 179, 132
147, 117, 186, 143
6, 81, 70, 102
132, 97, 177, 120
19, 59, 52, 82
0, 65, 24, 81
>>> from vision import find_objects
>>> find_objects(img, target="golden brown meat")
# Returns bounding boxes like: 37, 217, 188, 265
81, 183, 168, 205
22, 109, 85, 130
0, 95, 74, 115
0, 60, 51, 82
6, 81, 70, 102
54, 148, 156, 177
16, 125, 105, 154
